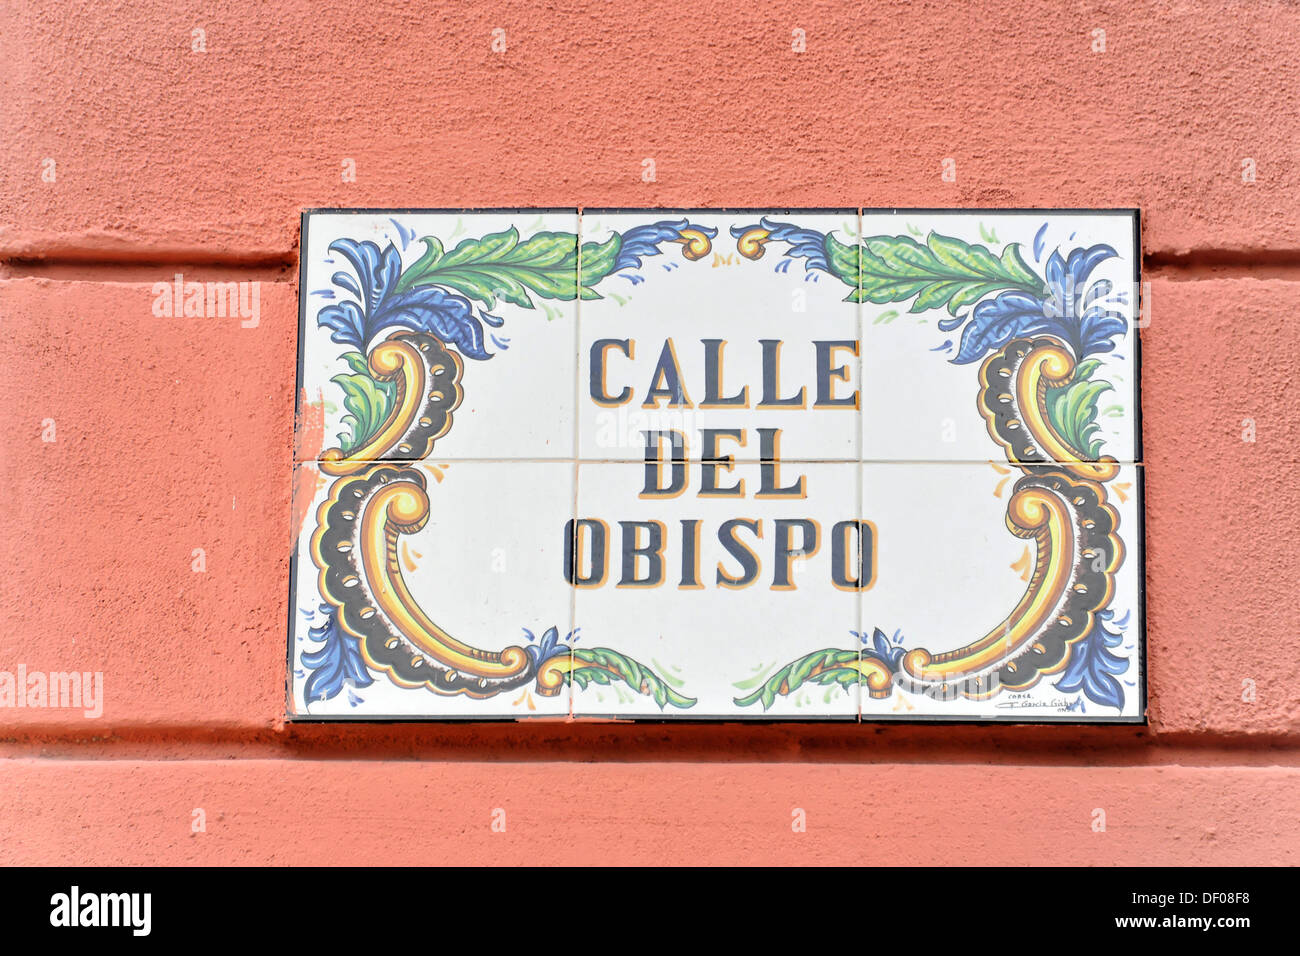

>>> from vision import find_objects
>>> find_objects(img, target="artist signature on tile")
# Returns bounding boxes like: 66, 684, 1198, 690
994, 695, 1079, 712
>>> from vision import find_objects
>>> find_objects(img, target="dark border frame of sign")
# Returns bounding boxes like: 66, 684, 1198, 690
285, 207, 1147, 726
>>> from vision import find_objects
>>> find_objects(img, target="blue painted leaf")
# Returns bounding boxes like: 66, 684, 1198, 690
317, 300, 367, 350
317, 237, 492, 358
945, 290, 1043, 364
301, 605, 374, 703
523, 624, 573, 665
729, 217, 832, 272
941, 243, 1127, 365
1054, 608, 1129, 711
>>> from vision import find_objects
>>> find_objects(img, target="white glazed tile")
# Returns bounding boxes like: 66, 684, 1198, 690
577, 210, 862, 462
288, 460, 573, 718
858, 211, 1139, 465
858, 462, 1143, 721
299, 210, 579, 462
570, 461, 862, 718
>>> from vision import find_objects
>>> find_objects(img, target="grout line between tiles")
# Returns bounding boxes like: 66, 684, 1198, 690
569, 210, 583, 718
292, 457, 1150, 467
855, 207, 864, 722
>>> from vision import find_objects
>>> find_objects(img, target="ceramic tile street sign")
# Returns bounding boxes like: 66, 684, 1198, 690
289, 209, 1144, 722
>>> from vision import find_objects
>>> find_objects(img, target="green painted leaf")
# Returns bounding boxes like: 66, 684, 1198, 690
1000, 243, 1040, 286
650, 657, 686, 689
331, 352, 396, 454
394, 228, 582, 309
1045, 359, 1114, 458
734, 648, 861, 710
731, 664, 776, 691
858, 232, 1044, 315
571, 647, 696, 709
826, 234, 861, 296
928, 232, 1002, 275
911, 279, 967, 313
578, 235, 622, 299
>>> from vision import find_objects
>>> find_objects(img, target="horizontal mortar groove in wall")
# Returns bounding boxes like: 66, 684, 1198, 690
8, 250, 1300, 284
0, 259, 298, 284
1144, 249, 1300, 281
5, 727, 1300, 767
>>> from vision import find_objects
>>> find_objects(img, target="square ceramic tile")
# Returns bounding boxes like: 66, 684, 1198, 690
288, 459, 573, 718
570, 461, 862, 718
858, 210, 1140, 466
577, 210, 861, 462
857, 462, 1144, 721
298, 209, 579, 463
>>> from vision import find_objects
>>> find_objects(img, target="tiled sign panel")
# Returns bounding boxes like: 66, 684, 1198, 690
290, 209, 1144, 722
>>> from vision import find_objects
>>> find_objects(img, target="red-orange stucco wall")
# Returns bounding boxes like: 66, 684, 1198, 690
2, 1, 1298, 865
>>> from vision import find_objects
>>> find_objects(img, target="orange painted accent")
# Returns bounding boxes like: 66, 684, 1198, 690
674, 229, 714, 261
295, 388, 326, 463
1010, 545, 1032, 582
